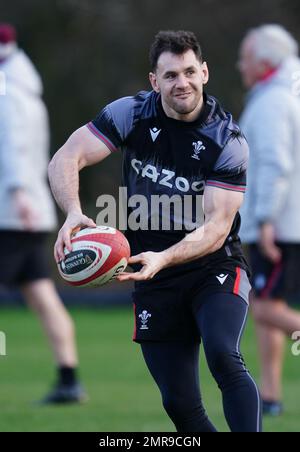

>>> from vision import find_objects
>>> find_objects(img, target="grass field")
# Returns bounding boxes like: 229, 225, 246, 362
0, 307, 299, 432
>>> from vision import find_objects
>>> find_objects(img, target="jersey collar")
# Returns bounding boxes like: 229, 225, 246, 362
156, 92, 214, 127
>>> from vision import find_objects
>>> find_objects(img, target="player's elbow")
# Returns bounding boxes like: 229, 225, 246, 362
211, 233, 227, 253
48, 153, 58, 182
209, 223, 230, 253
48, 140, 81, 181
48, 147, 67, 179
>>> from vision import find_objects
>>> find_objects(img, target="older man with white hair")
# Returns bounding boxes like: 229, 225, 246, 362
238, 24, 300, 416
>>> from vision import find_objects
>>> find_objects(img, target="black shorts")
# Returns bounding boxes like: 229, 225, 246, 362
0, 231, 51, 287
132, 264, 251, 343
249, 243, 300, 300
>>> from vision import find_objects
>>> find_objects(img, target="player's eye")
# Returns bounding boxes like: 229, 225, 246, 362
165, 73, 176, 80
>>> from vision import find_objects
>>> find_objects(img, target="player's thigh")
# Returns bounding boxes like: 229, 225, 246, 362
141, 341, 200, 393
132, 282, 200, 343
192, 292, 249, 354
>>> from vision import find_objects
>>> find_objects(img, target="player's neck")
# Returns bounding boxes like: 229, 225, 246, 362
162, 97, 204, 122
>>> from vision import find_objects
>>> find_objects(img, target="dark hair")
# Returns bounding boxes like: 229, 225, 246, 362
149, 30, 202, 71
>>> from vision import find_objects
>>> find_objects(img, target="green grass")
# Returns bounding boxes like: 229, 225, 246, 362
0, 307, 299, 432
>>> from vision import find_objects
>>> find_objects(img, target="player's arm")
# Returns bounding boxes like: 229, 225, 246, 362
162, 186, 243, 265
48, 125, 111, 262
118, 186, 243, 281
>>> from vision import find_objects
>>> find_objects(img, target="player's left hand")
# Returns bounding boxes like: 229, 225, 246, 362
116, 251, 167, 282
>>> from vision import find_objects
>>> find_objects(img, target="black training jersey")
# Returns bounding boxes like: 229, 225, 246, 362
87, 91, 249, 280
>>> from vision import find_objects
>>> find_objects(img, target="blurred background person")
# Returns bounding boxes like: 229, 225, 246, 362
0, 23, 87, 404
238, 24, 300, 416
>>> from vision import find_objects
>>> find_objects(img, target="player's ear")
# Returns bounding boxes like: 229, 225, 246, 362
201, 62, 209, 85
149, 72, 160, 93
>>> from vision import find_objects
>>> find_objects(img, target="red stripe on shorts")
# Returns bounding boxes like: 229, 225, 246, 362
233, 267, 241, 295
132, 303, 137, 341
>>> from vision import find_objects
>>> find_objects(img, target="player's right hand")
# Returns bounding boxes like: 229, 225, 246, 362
54, 211, 96, 263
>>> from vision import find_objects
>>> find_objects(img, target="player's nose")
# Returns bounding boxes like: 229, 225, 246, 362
175, 73, 190, 89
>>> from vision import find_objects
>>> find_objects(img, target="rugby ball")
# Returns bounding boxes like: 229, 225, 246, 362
58, 226, 130, 287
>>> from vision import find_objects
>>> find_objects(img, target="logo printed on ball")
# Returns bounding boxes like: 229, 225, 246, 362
58, 226, 130, 287
60, 250, 98, 274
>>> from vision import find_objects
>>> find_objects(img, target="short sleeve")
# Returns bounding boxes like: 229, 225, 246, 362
206, 133, 249, 193
86, 96, 135, 152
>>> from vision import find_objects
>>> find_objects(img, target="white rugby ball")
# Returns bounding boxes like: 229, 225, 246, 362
58, 226, 130, 287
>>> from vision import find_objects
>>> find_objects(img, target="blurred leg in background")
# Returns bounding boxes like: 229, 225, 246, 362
22, 279, 78, 367
21, 278, 87, 405
252, 297, 300, 415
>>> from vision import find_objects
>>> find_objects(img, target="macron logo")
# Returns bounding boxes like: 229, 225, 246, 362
150, 127, 161, 142
216, 274, 228, 285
